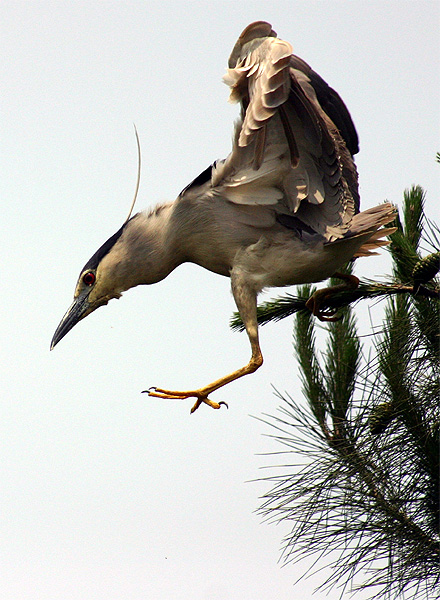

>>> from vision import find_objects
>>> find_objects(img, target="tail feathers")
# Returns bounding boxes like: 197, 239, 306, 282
347, 202, 397, 258
350, 203, 397, 232
325, 202, 397, 257
354, 227, 397, 257
348, 203, 397, 257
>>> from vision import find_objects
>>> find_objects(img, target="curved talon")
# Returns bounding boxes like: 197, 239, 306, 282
305, 295, 340, 321
190, 397, 228, 414
316, 307, 342, 322
306, 273, 359, 321
143, 386, 228, 413
320, 314, 342, 322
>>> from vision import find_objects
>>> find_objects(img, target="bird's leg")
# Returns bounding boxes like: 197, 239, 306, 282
145, 277, 263, 413
146, 343, 262, 412
147, 343, 262, 413
305, 272, 359, 321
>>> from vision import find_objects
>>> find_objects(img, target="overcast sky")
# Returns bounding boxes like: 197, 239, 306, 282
1, 2, 439, 599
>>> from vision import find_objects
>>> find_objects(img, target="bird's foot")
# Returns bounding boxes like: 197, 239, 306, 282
305, 291, 341, 322
306, 274, 359, 322
144, 387, 228, 414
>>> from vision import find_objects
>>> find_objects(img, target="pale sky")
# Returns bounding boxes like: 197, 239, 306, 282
1, 2, 439, 599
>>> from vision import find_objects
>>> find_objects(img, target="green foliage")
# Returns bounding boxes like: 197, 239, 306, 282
256, 186, 440, 599
389, 185, 425, 281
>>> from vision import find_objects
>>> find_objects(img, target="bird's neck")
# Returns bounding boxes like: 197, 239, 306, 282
118, 203, 187, 289
112, 197, 233, 292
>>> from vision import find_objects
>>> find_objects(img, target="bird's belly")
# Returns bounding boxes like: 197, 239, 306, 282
233, 235, 348, 291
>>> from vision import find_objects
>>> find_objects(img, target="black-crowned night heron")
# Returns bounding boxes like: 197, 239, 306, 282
51, 21, 396, 413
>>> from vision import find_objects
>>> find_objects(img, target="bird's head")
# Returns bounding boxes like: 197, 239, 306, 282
50, 126, 155, 350
51, 221, 131, 350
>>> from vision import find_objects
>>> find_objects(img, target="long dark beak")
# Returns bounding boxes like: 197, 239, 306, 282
51, 296, 90, 350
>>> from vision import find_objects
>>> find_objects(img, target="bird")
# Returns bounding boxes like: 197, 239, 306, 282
51, 21, 396, 413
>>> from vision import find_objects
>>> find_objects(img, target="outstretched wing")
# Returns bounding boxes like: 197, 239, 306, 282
183, 21, 360, 242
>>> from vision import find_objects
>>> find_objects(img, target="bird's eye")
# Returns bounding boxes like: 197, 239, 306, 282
82, 271, 96, 286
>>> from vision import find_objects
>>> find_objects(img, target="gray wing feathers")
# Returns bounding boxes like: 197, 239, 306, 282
217, 21, 360, 241
230, 39, 293, 148
211, 121, 286, 205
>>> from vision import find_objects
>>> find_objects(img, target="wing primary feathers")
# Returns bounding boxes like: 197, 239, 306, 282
252, 124, 267, 170
290, 54, 359, 156
228, 21, 276, 68
215, 22, 361, 240
287, 78, 322, 148
278, 105, 300, 167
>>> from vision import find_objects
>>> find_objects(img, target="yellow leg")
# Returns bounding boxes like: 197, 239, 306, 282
305, 273, 359, 322
146, 273, 263, 413
144, 350, 263, 413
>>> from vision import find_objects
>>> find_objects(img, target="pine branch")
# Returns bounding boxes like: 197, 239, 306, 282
257, 185, 440, 599
230, 280, 439, 331
293, 285, 329, 428
231, 186, 438, 334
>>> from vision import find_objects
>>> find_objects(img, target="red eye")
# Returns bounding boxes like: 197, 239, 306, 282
82, 271, 96, 286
